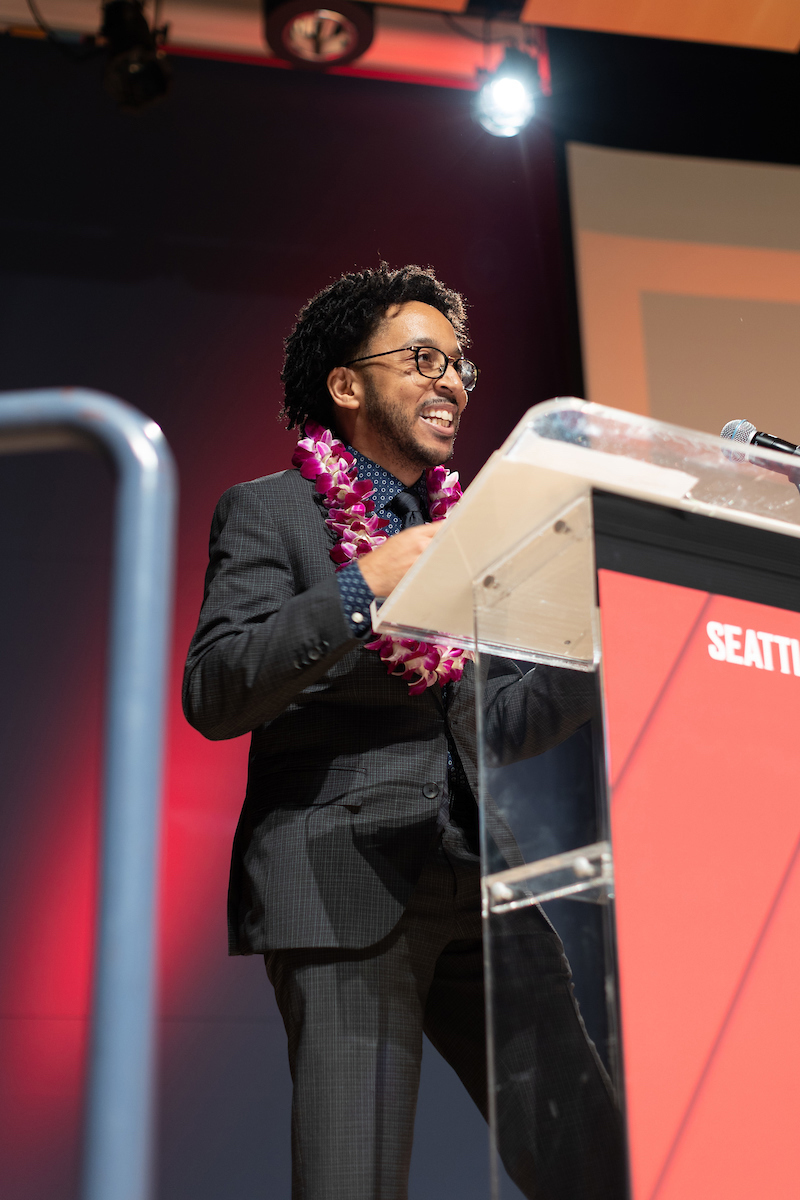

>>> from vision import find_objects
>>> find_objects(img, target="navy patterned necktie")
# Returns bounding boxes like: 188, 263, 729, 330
390, 488, 427, 528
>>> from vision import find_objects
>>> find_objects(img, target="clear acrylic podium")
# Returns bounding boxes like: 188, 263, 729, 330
376, 400, 800, 1200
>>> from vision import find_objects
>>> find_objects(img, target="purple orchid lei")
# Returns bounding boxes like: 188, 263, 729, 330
292, 420, 473, 695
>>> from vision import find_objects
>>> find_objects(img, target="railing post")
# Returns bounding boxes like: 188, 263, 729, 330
0, 389, 177, 1200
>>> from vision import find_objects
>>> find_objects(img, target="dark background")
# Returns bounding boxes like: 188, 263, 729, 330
1, 23, 799, 1199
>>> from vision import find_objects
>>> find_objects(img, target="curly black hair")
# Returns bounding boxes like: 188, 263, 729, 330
280, 263, 468, 431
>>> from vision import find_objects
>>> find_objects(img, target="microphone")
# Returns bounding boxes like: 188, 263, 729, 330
720, 420, 800, 458
720, 419, 800, 491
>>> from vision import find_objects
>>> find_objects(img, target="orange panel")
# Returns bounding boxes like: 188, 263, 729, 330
575, 232, 800, 417
599, 570, 800, 1199
519, 0, 800, 53
382, 0, 469, 11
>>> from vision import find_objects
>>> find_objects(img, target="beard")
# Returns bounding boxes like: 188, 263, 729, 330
362, 378, 458, 470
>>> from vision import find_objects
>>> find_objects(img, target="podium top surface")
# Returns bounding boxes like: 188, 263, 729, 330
374, 399, 800, 661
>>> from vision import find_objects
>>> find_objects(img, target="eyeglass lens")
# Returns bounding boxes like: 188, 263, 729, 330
415, 347, 477, 391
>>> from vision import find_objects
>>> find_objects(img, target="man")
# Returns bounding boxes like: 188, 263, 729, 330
183, 265, 624, 1200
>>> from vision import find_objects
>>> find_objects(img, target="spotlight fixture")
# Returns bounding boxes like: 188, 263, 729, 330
263, 0, 374, 70
100, 0, 170, 109
474, 46, 539, 139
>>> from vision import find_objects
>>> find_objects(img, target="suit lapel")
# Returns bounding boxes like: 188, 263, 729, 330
311, 489, 338, 545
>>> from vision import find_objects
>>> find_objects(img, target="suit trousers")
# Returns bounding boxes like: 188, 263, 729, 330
265, 841, 625, 1200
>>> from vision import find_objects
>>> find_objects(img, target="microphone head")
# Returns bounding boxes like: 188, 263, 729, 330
721, 419, 756, 444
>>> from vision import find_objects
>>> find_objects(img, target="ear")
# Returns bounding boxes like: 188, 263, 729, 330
327, 366, 361, 414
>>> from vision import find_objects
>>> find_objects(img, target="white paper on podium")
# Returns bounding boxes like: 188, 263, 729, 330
373, 429, 697, 657
373, 451, 585, 653
373, 401, 800, 663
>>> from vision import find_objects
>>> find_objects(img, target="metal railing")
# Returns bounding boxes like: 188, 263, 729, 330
0, 389, 177, 1200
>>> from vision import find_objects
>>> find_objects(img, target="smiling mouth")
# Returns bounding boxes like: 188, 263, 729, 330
420, 408, 455, 432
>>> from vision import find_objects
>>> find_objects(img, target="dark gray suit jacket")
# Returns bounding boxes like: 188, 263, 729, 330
183, 467, 594, 954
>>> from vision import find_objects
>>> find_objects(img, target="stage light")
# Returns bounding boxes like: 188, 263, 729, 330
264, 0, 374, 70
100, 0, 170, 109
474, 47, 538, 138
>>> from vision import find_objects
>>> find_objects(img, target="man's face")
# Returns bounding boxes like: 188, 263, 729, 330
353, 301, 469, 472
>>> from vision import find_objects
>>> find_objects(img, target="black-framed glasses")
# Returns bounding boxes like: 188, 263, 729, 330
344, 345, 479, 392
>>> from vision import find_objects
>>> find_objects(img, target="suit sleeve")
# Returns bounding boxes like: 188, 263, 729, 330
183, 483, 359, 740
482, 657, 596, 766
335, 560, 376, 638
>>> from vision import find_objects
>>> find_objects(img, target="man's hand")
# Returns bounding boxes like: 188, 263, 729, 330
357, 523, 442, 597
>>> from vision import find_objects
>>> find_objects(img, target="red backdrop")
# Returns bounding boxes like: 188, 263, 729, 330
0, 37, 573, 1200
